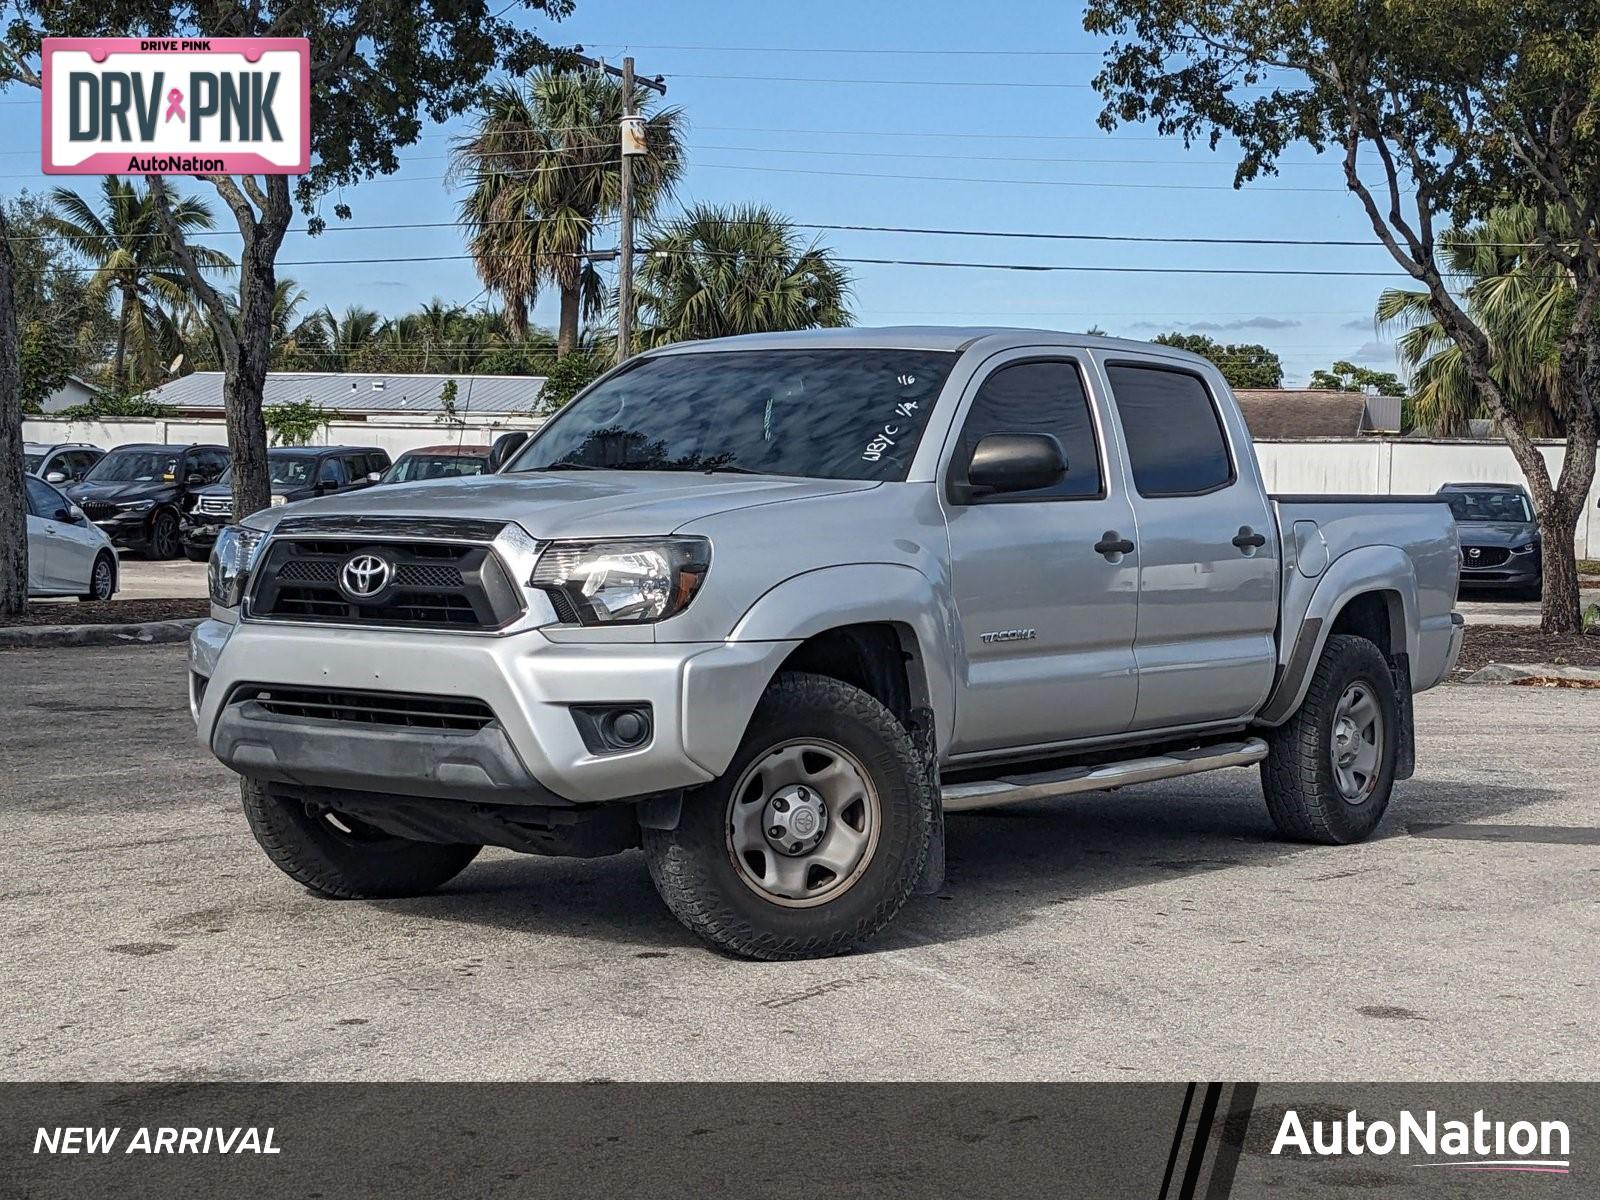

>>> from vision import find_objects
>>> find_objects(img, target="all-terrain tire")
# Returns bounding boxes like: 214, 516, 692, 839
1261, 633, 1399, 845
643, 672, 933, 961
240, 778, 480, 899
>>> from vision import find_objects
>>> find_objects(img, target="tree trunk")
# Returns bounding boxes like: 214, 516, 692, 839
0, 208, 28, 616
228, 237, 278, 520
557, 285, 579, 357
113, 285, 132, 393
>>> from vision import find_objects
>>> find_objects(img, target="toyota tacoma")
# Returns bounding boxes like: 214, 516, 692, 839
189, 329, 1464, 960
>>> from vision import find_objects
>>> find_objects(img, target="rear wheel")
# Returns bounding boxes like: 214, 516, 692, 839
1261, 634, 1399, 845
240, 778, 481, 899
78, 552, 115, 602
182, 544, 211, 563
146, 509, 181, 560
643, 672, 932, 960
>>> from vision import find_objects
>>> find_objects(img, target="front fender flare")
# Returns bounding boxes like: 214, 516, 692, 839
728, 562, 960, 753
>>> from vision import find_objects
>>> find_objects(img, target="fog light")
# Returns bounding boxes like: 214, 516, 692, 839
571, 704, 654, 754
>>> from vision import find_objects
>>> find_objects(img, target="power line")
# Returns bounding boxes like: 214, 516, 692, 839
581, 42, 1112, 57
691, 160, 1361, 194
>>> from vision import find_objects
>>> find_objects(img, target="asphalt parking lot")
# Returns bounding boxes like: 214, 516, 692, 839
2, 642, 1595, 1082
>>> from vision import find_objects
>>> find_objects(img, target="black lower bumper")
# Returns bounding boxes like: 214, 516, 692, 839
211, 697, 572, 806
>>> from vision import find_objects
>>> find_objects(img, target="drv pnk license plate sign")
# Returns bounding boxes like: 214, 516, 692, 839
41, 37, 310, 175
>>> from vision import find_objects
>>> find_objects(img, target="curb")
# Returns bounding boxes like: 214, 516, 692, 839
0, 618, 202, 650
1464, 661, 1600, 685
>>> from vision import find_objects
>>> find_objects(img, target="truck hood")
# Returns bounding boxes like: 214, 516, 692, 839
255, 470, 879, 539
1455, 521, 1537, 547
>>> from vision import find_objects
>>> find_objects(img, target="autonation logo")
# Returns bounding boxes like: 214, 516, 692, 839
1272, 1109, 1571, 1175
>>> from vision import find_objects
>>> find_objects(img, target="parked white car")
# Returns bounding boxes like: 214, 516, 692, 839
24, 476, 118, 601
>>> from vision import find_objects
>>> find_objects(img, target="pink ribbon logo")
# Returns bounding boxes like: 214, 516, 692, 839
164, 88, 185, 123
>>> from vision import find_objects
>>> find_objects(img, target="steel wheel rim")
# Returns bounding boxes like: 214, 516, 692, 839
726, 738, 881, 909
92, 559, 113, 599
1331, 679, 1385, 804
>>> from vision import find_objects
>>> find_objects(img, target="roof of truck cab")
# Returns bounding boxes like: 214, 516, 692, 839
399, 444, 492, 456
644, 326, 1215, 365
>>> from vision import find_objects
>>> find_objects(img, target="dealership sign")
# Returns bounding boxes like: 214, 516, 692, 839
41, 37, 309, 175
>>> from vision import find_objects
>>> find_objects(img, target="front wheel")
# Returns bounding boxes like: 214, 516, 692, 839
240, 778, 481, 899
1261, 633, 1399, 844
181, 544, 211, 563
643, 672, 933, 961
145, 509, 181, 560
78, 552, 115, 602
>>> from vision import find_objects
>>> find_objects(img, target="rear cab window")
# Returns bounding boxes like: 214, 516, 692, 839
1103, 363, 1234, 497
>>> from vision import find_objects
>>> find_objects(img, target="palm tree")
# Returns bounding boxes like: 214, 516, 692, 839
636, 203, 853, 346
453, 69, 685, 356
42, 178, 230, 391
1378, 206, 1570, 438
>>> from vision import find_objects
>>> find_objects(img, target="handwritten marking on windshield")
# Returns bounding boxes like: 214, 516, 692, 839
862, 399, 921, 462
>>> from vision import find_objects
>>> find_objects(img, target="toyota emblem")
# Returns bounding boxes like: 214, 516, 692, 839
340, 552, 394, 599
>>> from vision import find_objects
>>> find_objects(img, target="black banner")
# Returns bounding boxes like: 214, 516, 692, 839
4, 1083, 1590, 1198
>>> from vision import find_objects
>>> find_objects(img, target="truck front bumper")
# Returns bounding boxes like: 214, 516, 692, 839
189, 618, 798, 805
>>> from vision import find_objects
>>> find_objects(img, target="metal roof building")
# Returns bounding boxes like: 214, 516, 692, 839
142, 371, 546, 419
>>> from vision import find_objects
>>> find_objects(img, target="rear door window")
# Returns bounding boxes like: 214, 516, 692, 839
1105, 364, 1234, 497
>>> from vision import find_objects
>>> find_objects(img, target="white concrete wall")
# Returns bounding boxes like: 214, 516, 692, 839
24, 419, 1600, 557
1255, 439, 1599, 558
23, 416, 546, 461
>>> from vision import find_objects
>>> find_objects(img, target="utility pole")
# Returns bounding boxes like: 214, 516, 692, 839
569, 48, 665, 364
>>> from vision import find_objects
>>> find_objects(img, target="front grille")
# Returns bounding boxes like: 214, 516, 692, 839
1462, 546, 1511, 568
80, 501, 118, 522
250, 536, 523, 631
196, 495, 233, 517
232, 684, 496, 731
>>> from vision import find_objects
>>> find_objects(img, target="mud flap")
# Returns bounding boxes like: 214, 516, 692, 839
909, 706, 945, 895
1391, 653, 1415, 781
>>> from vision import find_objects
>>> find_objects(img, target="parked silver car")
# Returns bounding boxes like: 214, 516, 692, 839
24, 476, 118, 601
190, 328, 1463, 959
23, 441, 104, 485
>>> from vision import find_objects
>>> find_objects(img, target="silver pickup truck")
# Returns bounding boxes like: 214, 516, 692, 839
190, 328, 1464, 960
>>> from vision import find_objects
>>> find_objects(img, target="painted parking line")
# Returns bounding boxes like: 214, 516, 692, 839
1407, 823, 1600, 846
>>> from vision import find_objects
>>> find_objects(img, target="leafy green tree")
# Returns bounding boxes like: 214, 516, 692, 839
3, 191, 116, 374
41, 178, 228, 392
263, 397, 333, 446
1152, 331, 1283, 388
454, 69, 684, 355
4, 0, 571, 523
636, 203, 853, 347
535, 347, 608, 412
1309, 361, 1406, 398
1085, 0, 1600, 631
19, 320, 74, 413
1378, 206, 1566, 437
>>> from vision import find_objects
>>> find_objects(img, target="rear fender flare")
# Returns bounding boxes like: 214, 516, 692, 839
1258, 545, 1418, 726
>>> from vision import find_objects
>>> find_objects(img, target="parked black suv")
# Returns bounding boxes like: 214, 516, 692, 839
180, 445, 391, 561
66, 443, 229, 560
1438, 481, 1542, 600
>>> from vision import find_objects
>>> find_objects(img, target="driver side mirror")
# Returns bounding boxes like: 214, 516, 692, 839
949, 433, 1067, 504
45, 470, 67, 484
488, 430, 529, 472
365, 471, 382, 484
185, 471, 206, 486
55, 505, 85, 525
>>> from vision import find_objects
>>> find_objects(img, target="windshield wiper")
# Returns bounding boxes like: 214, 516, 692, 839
701, 464, 760, 475
530, 462, 606, 471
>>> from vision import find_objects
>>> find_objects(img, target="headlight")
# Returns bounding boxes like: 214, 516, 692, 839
1511, 540, 1539, 554
208, 525, 268, 608
117, 499, 156, 512
531, 538, 710, 625
270, 494, 288, 507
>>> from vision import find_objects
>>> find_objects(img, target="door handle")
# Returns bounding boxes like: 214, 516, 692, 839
1232, 526, 1268, 550
1094, 531, 1135, 558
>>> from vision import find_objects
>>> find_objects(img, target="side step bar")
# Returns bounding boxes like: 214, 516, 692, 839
940, 737, 1269, 813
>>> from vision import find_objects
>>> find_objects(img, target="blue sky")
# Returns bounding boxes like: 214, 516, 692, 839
0, 0, 1417, 385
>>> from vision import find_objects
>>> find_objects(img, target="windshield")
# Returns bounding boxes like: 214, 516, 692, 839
85, 449, 181, 483
1444, 491, 1533, 523
219, 456, 318, 488
384, 453, 488, 483
510, 348, 959, 481
23, 452, 43, 472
